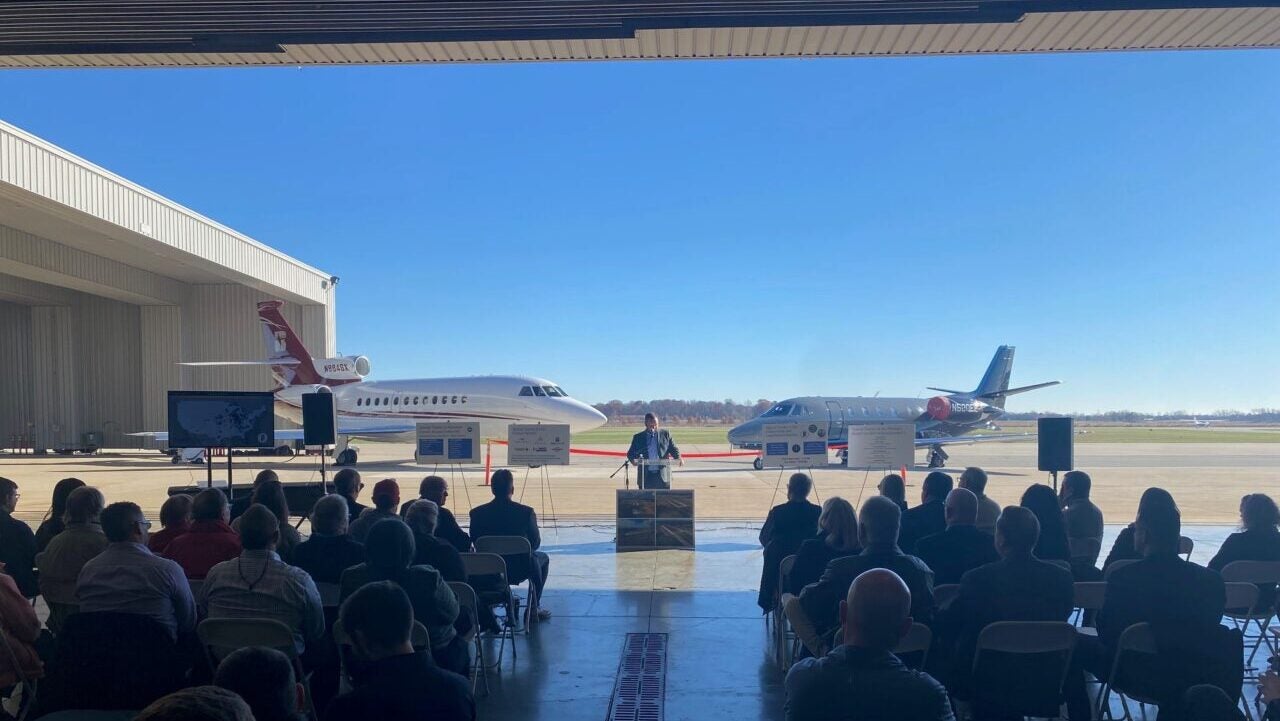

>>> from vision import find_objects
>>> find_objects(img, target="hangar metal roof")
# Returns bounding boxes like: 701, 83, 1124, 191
0, 1, 1277, 68
0, 120, 333, 305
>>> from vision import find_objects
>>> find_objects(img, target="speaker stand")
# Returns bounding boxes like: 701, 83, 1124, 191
1049, 470, 1058, 492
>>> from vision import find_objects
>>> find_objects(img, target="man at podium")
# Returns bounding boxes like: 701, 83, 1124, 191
627, 413, 683, 489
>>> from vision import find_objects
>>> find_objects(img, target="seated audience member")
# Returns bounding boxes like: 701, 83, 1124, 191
470, 469, 551, 620
1072, 490, 1228, 717
913, 488, 999, 585
0, 478, 37, 598
325, 581, 474, 721
936, 506, 1073, 701
340, 519, 467, 676
149, 493, 193, 555
1209, 493, 1280, 609
334, 468, 369, 523
134, 686, 254, 721
878, 473, 908, 512
165, 488, 242, 579
200, 504, 324, 656
759, 473, 822, 612
1059, 470, 1104, 550
899, 471, 953, 554
405, 500, 466, 582
799, 496, 935, 640
350, 479, 402, 544
214, 646, 305, 721
0, 566, 43, 688
37, 486, 108, 632
958, 467, 1000, 535
1020, 483, 1071, 564
230, 479, 301, 562
77, 501, 196, 641
785, 569, 953, 721
1103, 487, 1178, 571
402, 476, 471, 552
789, 497, 860, 594
230, 469, 278, 522
293, 494, 366, 585
34, 477, 86, 552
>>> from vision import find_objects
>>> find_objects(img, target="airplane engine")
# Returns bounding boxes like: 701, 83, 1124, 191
926, 396, 986, 423
318, 355, 371, 382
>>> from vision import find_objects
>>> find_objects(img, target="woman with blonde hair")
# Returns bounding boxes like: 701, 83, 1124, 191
787, 497, 861, 594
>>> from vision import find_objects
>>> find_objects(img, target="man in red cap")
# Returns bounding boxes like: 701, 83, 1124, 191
350, 479, 402, 544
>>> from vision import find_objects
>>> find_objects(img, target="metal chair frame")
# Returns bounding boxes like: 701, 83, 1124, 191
448, 580, 490, 697
971, 621, 1077, 721
460, 551, 518, 669
473, 536, 541, 632
197, 617, 316, 720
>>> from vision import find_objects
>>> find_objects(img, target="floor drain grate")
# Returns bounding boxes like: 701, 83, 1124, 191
607, 633, 668, 721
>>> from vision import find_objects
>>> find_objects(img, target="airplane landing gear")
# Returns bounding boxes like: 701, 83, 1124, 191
927, 445, 949, 468
335, 448, 358, 466
753, 457, 764, 471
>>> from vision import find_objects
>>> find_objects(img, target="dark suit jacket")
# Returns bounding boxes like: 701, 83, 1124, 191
938, 553, 1074, 689
470, 498, 541, 585
321, 651, 474, 721
799, 543, 935, 637
399, 502, 472, 553
1098, 553, 1226, 655
414, 532, 466, 583
626, 429, 681, 462
899, 500, 946, 554
0, 512, 37, 597
914, 525, 1000, 585
789, 537, 860, 595
784, 645, 954, 721
292, 534, 366, 585
759, 500, 821, 548
1209, 528, 1280, 609
1103, 524, 1140, 571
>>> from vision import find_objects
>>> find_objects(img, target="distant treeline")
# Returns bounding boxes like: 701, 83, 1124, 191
592, 401, 1280, 425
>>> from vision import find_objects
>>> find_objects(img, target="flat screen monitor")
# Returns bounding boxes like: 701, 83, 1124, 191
167, 391, 276, 449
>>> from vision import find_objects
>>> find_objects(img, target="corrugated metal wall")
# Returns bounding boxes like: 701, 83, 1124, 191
74, 296, 141, 448
30, 304, 80, 449
139, 304, 184, 449
0, 302, 33, 446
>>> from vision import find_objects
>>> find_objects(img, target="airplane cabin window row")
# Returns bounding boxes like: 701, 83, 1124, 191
354, 395, 467, 407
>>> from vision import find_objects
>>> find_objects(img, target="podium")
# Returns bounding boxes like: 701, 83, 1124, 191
616, 489, 694, 551
637, 459, 671, 489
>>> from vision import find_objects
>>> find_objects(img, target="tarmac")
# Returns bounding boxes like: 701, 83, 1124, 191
0, 440, 1273, 525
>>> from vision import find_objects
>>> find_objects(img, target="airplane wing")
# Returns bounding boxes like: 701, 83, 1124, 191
129, 422, 415, 445
913, 432, 1035, 447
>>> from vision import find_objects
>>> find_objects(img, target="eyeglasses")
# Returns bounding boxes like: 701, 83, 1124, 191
135, 519, 153, 529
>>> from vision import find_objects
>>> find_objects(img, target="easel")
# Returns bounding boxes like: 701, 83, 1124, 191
518, 465, 559, 531
765, 461, 822, 511
425, 463, 474, 510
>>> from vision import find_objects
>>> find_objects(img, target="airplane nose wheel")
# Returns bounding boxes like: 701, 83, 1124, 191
927, 446, 948, 468
753, 457, 764, 471
335, 448, 358, 466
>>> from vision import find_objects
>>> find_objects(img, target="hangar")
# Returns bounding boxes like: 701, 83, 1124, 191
0, 120, 335, 451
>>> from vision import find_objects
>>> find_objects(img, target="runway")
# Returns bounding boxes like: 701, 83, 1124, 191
0, 440, 1274, 525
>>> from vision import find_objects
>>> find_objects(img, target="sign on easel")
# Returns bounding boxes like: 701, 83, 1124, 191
416, 422, 481, 464
761, 422, 829, 468
846, 423, 915, 468
507, 424, 571, 466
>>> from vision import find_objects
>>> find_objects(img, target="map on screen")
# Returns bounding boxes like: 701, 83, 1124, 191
167, 391, 276, 449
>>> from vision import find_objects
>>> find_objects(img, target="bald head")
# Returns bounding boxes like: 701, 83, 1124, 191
945, 488, 979, 528
841, 569, 913, 650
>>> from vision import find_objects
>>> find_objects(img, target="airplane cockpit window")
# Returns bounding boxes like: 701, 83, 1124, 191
532, 386, 546, 397
519, 386, 533, 397
552, 386, 568, 396
761, 403, 793, 418
542, 386, 563, 397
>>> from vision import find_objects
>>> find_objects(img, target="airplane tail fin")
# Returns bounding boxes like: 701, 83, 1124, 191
256, 301, 323, 387
973, 345, 1016, 408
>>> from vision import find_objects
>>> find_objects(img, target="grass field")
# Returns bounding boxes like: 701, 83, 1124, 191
572, 424, 1280, 445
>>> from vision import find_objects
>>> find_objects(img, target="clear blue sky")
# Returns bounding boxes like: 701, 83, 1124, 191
1, 51, 1277, 412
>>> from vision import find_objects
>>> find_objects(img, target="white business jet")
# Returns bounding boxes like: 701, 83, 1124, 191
136, 300, 607, 465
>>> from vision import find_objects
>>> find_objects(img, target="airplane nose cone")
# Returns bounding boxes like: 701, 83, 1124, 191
567, 400, 607, 433
728, 422, 755, 446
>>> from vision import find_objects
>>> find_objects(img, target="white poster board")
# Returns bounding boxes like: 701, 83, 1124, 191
845, 423, 915, 469
415, 422, 481, 464
761, 421, 829, 468
506, 423, 571, 466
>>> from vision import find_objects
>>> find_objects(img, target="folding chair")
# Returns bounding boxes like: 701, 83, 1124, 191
473, 536, 541, 631
315, 582, 342, 609
972, 621, 1077, 720
447, 581, 489, 696
933, 584, 960, 610
772, 555, 797, 669
197, 617, 316, 720
1097, 622, 1160, 721
1179, 536, 1195, 562
1220, 561, 1280, 665
1073, 581, 1107, 634
0, 624, 36, 721
332, 618, 430, 694
781, 593, 828, 659
893, 622, 932, 670
460, 552, 517, 668
1104, 559, 1138, 580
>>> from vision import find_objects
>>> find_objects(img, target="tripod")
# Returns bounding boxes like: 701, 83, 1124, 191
610, 458, 632, 489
